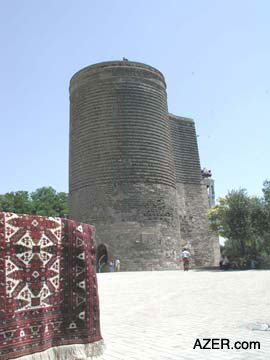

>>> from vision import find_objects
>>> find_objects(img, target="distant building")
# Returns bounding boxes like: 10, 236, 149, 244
201, 168, 216, 208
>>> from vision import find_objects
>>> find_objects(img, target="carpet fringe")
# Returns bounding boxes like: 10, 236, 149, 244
17, 340, 105, 360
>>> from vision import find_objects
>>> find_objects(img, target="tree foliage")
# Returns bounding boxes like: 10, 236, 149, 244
0, 187, 68, 218
209, 181, 270, 266
262, 180, 270, 205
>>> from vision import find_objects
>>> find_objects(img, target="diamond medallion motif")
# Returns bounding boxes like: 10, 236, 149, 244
3, 213, 61, 311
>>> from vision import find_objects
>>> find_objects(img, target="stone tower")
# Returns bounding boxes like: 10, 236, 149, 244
69, 60, 220, 271
169, 115, 219, 266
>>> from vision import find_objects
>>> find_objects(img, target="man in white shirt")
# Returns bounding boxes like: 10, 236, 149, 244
181, 248, 191, 271
115, 259, 120, 272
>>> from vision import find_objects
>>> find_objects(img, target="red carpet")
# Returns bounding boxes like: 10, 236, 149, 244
0, 212, 104, 359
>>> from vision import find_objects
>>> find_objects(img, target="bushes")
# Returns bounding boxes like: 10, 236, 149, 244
209, 181, 270, 268
0, 186, 68, 218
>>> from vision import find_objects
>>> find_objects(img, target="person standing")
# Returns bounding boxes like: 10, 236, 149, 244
115, 258, 120, 272
181, 248, 191, 271
109, 260, 114, 272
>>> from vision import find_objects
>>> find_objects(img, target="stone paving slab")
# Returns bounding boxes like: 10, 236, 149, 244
97, 270, 270, 360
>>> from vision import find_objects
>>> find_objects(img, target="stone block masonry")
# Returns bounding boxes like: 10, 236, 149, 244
169, 114, 219, 267
69, 60, 220, 271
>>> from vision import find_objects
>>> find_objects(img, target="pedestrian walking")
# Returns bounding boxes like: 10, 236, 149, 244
181, 248, 191, 271
115, 258, 121, 272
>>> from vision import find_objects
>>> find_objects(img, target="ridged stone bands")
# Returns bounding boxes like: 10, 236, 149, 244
68, 60, 220, 271
169, 113, 201, 184
69, 61, 176, 193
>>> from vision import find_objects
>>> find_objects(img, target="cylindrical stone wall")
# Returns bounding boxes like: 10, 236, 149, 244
69, 61, 181, 271
169, 114, 220, 266
169, 114, 201, 184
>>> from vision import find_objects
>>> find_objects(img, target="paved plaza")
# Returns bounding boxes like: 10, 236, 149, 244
97, 270, 270, 360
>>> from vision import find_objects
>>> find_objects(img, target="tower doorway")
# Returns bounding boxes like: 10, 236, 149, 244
96, 244, 108, 273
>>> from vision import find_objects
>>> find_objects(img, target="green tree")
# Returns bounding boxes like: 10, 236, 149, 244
209, 189, 257, 257
0, 187, 69, 218
31, 187, 68, 217
0, 191, 32, 214
260, 180, 270, 255
209, 182, 270, 267
262, 180, 270, 205
54, 192, 69, 218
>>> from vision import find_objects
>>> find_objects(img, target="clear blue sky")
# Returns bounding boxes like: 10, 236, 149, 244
1, 0, 269, 200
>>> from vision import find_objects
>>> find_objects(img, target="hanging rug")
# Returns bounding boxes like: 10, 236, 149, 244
0, 212, 104, 359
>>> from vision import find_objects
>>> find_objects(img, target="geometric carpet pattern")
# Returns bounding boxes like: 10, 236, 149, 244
0, 212, 103, 359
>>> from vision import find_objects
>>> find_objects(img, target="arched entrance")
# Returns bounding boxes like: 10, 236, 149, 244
96, 244, 108, 273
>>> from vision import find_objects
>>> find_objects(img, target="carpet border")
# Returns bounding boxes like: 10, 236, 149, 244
10, 340, 105, 360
